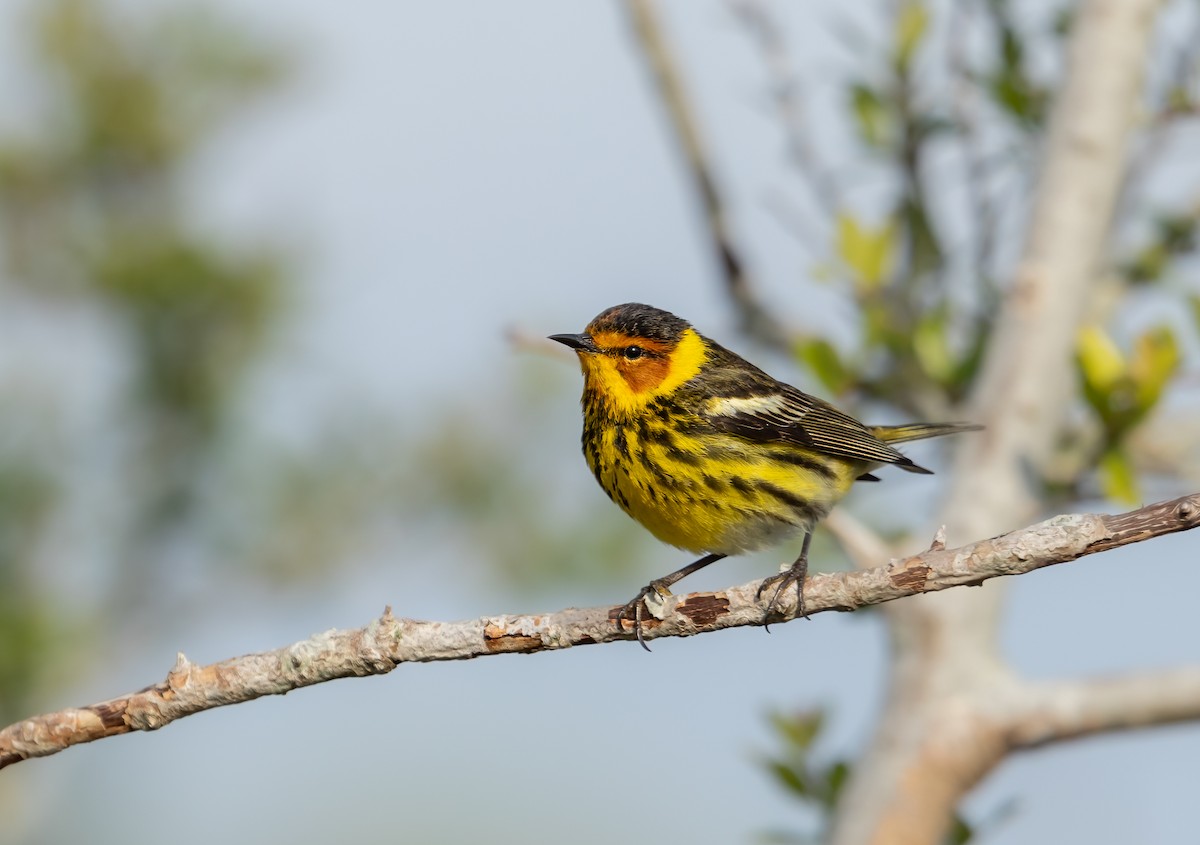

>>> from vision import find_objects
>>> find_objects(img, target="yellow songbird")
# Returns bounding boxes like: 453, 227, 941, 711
551, 303, 978, 649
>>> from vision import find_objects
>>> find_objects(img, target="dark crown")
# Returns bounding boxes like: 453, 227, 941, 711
586, 303, 691, 343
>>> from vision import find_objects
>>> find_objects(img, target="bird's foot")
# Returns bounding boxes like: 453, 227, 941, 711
614, 579, 673, 652
756, 559, 808, 630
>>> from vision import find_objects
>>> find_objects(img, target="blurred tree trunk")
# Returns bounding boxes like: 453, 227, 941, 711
828, 1, 1166, 842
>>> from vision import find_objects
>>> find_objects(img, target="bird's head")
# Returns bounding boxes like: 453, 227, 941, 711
550, 303, 708, 417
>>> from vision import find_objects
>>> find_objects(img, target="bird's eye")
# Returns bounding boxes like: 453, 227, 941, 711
623, 345, 644, 360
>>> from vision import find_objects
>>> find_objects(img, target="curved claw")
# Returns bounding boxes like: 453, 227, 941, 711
614, 580, 672, 652
612, 553, 727, 650
758, 534, 812, 632
756, 568, 808, 632
614, 593, 652, 652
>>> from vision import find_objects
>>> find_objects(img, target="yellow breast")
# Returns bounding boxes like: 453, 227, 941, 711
583, 409, 859, 555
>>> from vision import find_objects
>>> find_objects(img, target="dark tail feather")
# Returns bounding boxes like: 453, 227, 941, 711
870, 422, 983, 475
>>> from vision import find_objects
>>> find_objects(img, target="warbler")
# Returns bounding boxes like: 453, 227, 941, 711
551, 303, 979, 649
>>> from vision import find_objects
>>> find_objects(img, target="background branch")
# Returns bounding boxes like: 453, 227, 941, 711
1008, 668, 1200, 747
822, 508, 894, 571
732, 0, 842, 220
2, 493, 1196, 772
625, 0, 790, 349
831, 2, 1170, 842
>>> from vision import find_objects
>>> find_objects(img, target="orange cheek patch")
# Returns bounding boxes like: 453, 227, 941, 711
618, 357, 670, 394
583, 330, 678, 397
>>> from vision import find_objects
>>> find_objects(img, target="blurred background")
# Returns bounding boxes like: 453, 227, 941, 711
1, 0, 1198, 842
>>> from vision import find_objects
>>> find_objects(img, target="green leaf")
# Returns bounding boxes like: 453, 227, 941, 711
946, 814, 976, 845
850, 83, 889, 148
1158, 211, 1198, 252
1075, 324, 1126, 419
988, 69, 1032, 122
765, 760, 812, 798
770, 709, 825, 750
1122, 242, 1167, 284
825, 761, 851, 805
1075, 324, 1178, 448
983, 24, 1047, 127
1053, 7, 1075, 37
901, 194, 943, 276
1166, 85, 1192, 113
913, 306, 953, 384
1123, 213, 1199, 283
836, 213, 896, 290
798, 338, 853, 395
894, 1, 929, 69
1099, 447, 1139, 505
1129, 326, 1180, 416
1000, 28, 1023, 70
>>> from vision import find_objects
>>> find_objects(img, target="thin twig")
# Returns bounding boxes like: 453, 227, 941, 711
624, 0, 791, 350
732, 0, 842, 218
1115, 4, 1200, 237
947, 0, 1002, 279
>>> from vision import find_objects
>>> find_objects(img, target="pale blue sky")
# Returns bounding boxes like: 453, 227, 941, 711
3, 2, 1199, 844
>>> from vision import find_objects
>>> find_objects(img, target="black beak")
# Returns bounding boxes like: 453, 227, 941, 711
548, 332, 598, 353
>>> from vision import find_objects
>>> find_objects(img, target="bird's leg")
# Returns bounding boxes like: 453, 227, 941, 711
757, 531, 813, 629
616, 552, 727, 651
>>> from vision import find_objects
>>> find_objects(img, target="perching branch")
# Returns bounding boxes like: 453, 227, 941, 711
2, 493, 1196, 772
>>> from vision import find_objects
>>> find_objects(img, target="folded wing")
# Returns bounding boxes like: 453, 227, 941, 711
704, 386, 932, 474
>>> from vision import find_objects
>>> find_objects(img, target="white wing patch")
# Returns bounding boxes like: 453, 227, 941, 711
708, 394, 796, 419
